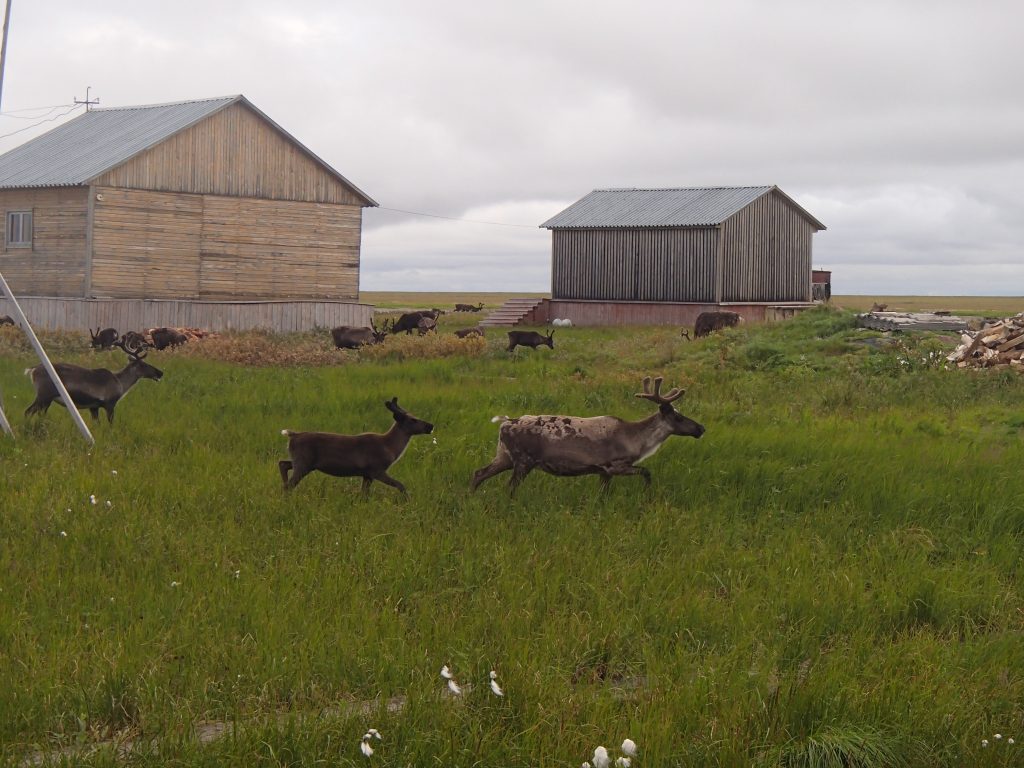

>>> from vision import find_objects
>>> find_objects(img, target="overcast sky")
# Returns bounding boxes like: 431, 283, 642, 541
1, 0, 1021, 295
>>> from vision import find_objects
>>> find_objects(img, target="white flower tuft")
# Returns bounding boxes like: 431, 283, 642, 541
489, 670, 498, 679
995, 734, 1003, 740
447, 679, 462, 696
60, 530, 67, 537
367, 728, 381, 740
360, 739, 374, 757
593, 746, 610, 768
490, 678, 504, 696
621, 739, 636, 757
440, 665, 453, 680
170, 581, 180, 588
982, 739, 989, 747
615, 758, 631, 768
1009, 737, 1015, 744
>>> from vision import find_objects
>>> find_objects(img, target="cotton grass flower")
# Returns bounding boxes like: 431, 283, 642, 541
89, 494, 97, 505
615, 758, 631, 768
592, 746, 610, 768
995, 734, 1003, 740
170, 581, 180, 588
621, 739, 636, 757
367, 728, 381, 740
447, 679, 462, 695
60, 530, 67, 537
1009, 738, 1016, 745
360, 739, 374, 757
982, 739, 989, 747
489, 669, 504, 696
440, 665, 454, 680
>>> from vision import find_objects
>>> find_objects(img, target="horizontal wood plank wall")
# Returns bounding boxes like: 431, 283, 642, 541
0, 297, 374, 332
720, 190, 814, 302
546, 300, 813, 327
200, 196, 360, 300
89, 187, 361, 301
0, 188, 88, 296
92, 102, 367, 205
552, 228, 717, 302
91, 187, 202, 298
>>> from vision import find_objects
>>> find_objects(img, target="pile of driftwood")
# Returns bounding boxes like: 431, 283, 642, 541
946, 313, 1024, 369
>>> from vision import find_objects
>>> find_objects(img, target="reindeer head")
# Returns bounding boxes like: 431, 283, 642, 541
385, 397, 433, 435
635, 376, 704, 438
545, 330, 555, 348
113, 339, 164, 381
370, 318, 390, 344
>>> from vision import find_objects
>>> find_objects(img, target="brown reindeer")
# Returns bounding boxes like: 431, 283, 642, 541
693, 311, 742, 338
89, 327, 119, 350
331, 319, 389, 349
279, 397, 434, 495
454, 302, 485, 312
471, 377, 704, 495
507, 329, 554, 351
150, 327, 188, 350
0, 315, 15, 326
24, 340, 163, 423
417, 316, 437, 335
454, 327, 484, 339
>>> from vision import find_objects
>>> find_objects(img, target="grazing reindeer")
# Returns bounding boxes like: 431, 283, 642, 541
507, 329, 554, 351
455, 302, 485, 312
417, 316, 437, 335
391, 310, 442, 335
693, 311, 742, 338
454, 327, 484, 339
0, 315, 15, 326
89, 327, 119, 350
150, 327, 188, 350
24, 340, 163, 423
471, 376, 704, 495
279, 397, 434, 495
331, 319, 388, 349
870, 302, 888, 312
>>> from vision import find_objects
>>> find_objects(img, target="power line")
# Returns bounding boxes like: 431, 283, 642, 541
0, 103, 81, 140
0, 102, 75, 119
375, 206, 538, 229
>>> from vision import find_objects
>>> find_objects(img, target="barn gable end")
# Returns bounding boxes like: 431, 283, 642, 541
91, 100, 372, 206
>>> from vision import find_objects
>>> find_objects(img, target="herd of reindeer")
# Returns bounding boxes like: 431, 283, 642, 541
3, 305, 745, 495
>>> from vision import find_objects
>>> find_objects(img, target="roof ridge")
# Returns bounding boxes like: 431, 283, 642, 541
596, 185, 772, 192
92, 95, 241, 112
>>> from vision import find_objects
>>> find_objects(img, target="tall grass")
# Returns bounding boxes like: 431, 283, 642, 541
1, 307, 1022, 766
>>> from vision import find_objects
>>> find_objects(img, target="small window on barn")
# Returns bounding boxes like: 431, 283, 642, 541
6, 210, 33, 248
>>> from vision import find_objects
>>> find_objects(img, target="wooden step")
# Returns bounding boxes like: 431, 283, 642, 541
479, 297, 547, 327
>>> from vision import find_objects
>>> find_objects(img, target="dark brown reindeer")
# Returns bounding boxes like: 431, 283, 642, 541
692, 311, 742, 338
279, 397, 434, 495
0, 315, 15, 326
391, 309, 442, 335
507, 329, 554, 351
24, 340, 163, 423
150, 327, 188, 350
471, 376, 704, 495
120, 330, 151, 351
89, 327, 119, 350
454, 302, 485, 312
454, 326, 484, 339
331, 319, 389, 349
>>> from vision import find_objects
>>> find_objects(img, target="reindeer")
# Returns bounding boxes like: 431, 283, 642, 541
417, 315, 437, 335
0, 315, 15, 326
454, 327, 484, 339
120, 330, 151, 351
331, 319, 389, 349
471, 376, 704, 495
391, 310, 442, 335
693, 311, 742, 338
507, 329, 554, 351
24, 340, 163, 423
150, 327, 188, 350
870, 302, 889, 312
455, 302, 485, 312
89, 327, 119, 350
279, 397, 434, 495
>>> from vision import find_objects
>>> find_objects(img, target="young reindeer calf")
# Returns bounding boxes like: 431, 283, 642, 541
279, 397, 434, 495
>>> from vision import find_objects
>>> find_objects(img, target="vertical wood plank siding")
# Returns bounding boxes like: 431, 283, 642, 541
552, 228, 718, 302
92, 103, 367, 205
90, 187, 361, 301
720, 190, 814, 302
0, 296, 374, 332
0, 188, 89, 296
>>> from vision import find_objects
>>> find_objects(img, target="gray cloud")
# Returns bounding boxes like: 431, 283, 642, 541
2, 0, 1021, 294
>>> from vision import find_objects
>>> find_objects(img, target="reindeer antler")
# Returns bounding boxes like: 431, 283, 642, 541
635, 376, 684, 405
113, 336, 147, 360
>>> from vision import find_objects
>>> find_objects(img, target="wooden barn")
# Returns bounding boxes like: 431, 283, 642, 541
525, 186, 826, 327
0, 95, 376, 331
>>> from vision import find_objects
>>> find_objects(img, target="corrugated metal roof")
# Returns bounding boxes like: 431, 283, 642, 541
0, 96, 240, 188
541, 186, 823, 230
0, 95, 378, 206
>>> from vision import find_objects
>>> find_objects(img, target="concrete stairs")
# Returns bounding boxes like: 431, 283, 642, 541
479, 297, 547, 327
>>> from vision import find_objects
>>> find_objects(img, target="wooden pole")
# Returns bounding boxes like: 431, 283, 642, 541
0, 272, 95, 445
0, 388, 12, 436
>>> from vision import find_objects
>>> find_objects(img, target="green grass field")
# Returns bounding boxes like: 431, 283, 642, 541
1, 308, 1023, 767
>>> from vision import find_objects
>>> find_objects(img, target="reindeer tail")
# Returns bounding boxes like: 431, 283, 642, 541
490, 415, 510, 424
281, 429, 294, 437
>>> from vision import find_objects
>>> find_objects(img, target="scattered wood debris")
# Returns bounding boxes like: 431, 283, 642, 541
946, 313, 1024, 369
857, 311, 970, 332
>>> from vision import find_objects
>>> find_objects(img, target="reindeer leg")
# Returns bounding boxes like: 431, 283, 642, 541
361, 476, 373, 495
105, 405, 116, 424
508, 464, 533, 496
278, 460, 293, 489
24, 398, 50, 417
598, 471, 612, 492
371, 471, 407, 495
89, 408, 100, 421
607, 464, 652, 485
471, 452, 513, 491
